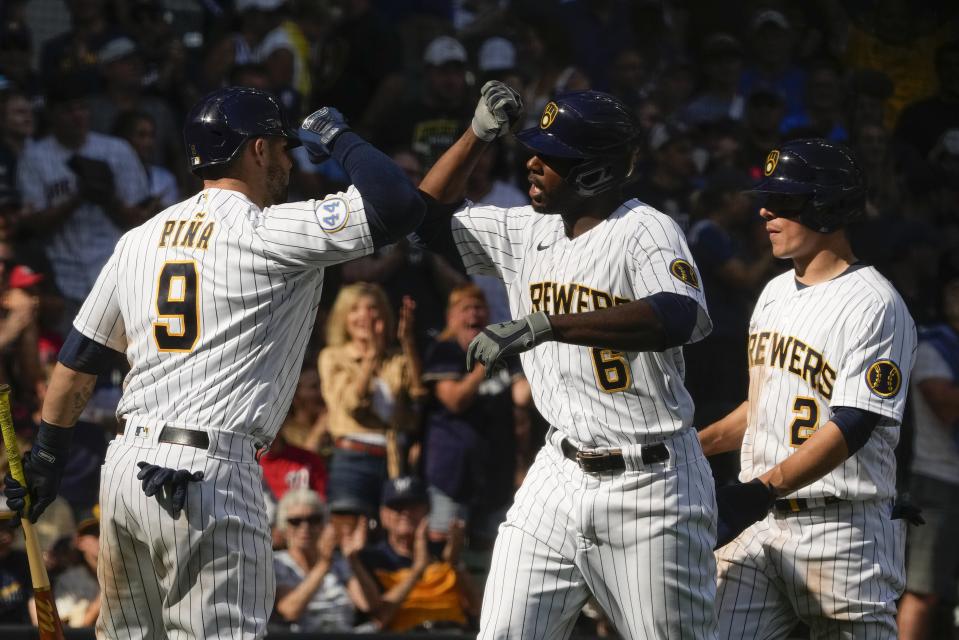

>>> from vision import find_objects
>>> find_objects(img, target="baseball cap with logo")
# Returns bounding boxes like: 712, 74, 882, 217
423, 35, 467, 67
382, 476, 428, 508
8, 265, 44, 289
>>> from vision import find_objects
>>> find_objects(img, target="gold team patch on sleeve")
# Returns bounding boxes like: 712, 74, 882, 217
669, 258, 700, 290
317, 197, 350, 232
764, 150, 780, 176
541, 102, 559, 129
866, 359, 902, 398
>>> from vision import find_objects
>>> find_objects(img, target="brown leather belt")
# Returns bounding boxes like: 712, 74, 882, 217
560, 438, 669, 473
335, 437, 387, 457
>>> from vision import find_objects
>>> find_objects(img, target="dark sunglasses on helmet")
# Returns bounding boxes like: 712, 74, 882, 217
287, 514, 324, 527
759, 192, 809, 217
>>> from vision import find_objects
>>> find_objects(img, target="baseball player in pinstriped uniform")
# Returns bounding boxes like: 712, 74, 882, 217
418, 83, 718, 639
697, 139, 918, 639
3, 87, 425, 639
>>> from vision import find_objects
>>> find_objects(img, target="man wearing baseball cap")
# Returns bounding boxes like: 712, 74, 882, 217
350, 476, 479, 632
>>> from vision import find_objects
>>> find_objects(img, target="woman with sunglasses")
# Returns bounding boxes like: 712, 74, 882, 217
272, 489, 371, 632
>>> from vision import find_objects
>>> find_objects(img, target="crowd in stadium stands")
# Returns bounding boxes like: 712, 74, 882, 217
0, 0, 957, 636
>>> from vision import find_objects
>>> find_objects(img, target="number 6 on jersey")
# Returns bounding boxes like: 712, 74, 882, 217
153, 261, 200, 352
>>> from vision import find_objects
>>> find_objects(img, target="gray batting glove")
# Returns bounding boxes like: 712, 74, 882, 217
471, 81, 524, 142
299, 107, 350, 163
466, 311, 552, 377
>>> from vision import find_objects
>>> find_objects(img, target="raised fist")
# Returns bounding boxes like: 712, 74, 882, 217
471, 81, 524, 142
299, 107, 351, 163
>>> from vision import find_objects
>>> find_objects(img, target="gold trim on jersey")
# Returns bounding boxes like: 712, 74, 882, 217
788, 395, 820, 447
158, 219, 216, 250
748, 331, 836, 399
529, 281, 629, 315
866, 359, 902, 398
590, 348, 632, 393
153, 260, 201, 353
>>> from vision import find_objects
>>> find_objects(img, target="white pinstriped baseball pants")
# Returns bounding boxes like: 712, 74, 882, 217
96, 418, 274, 640
716, 499, 905, 639
478, 428, 718, 639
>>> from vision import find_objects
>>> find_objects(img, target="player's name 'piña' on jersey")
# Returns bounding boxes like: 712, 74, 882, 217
157, 215, 216, 250
529, 280, 629, 315
747, 330, 837, 399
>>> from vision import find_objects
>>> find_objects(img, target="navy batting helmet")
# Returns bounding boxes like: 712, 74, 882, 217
183, 87, 300, 174
516, 91, 640, 196
752, 138, 866, 233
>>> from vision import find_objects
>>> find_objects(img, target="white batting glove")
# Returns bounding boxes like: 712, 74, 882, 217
466, 311, 552, 377
471, 81, 524, 142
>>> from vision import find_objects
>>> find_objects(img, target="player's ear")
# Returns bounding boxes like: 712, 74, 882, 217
249, 137, 269, 167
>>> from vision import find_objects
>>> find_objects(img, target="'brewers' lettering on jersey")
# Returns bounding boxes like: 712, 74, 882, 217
747, 331, 837, 398
529, 281, 629, 315
451, 198, 711, 448
741, 265, 917, 500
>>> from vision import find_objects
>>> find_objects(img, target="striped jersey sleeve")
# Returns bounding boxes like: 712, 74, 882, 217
450, 202, 533, 283
627, 211, 712, 343
254, 185, 373, 267
830, 296, 917, 422
72, 234, 128, 352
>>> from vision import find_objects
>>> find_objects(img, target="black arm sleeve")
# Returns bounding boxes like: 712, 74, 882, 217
329, 131, 425, 248
830, 406, 882, 455
643, 292, 699, 348
58, 328, 125, 375
408, 191, 467, 275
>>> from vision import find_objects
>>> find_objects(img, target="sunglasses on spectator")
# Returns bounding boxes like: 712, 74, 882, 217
287, 514, 324, 527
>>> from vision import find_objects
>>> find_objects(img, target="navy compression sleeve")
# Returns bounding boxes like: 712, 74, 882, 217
329, 131, 425, 248
643, 292, 699, 348
58, 327, 124, 375
830, 406, 881, 455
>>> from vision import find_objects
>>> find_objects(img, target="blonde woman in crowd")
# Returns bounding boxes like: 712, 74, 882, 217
319, 283, 426, 517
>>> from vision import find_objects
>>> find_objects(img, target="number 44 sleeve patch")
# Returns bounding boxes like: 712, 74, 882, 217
317, 197, 349, 232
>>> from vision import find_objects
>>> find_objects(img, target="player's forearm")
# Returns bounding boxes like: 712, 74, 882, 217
698, 401, 749, 456
40, 363, 97, 427
757, 421, 849, 497
547, 300, 671, 352
419, 129, 489, 203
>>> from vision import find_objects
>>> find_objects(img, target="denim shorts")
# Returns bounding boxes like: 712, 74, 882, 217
326, 448, 388, 517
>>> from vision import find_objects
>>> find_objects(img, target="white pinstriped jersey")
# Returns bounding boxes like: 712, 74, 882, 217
73, 187, 372, 443
452, 198, 712, 448
17, 133, 150, 301
741, 265, 917, 500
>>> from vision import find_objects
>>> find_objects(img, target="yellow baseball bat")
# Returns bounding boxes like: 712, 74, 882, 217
0, 384, 65, 639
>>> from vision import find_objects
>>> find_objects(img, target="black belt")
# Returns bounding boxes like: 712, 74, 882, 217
560, 438, 669, 473
773, 496, 843, 514
158, 425, 209, 450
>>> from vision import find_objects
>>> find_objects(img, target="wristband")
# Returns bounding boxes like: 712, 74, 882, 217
33, 420, 74, 468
